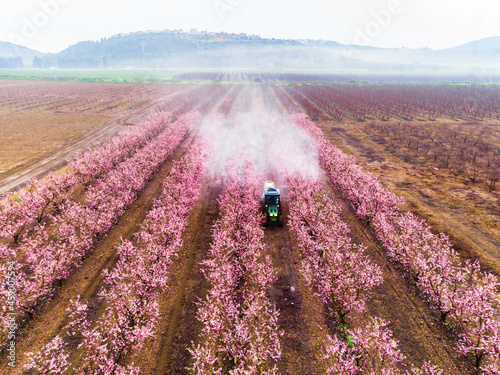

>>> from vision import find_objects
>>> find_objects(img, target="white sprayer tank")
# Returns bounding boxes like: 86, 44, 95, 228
263, 181, 276, 191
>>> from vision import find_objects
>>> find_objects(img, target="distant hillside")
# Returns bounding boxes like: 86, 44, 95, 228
51, 31, 497, 71
50, 31, 308, 69
43, 31, 413, 70
0, 41, 41, 65
449, 36, 500, 53
5, 31, 500, 72
434, 37, 500, 70
57, 31, 302, 60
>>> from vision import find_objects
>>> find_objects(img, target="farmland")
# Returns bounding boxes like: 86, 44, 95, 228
0, 73, 499, 375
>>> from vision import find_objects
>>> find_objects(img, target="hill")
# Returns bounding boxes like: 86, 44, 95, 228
449, 36, 500, 53
3, 32, 499, 72
434, 36, 500, 70
0, 41, 41, 67
53, 31, 498, 71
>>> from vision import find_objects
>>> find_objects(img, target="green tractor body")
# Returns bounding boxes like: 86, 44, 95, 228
263, 181, 283, 226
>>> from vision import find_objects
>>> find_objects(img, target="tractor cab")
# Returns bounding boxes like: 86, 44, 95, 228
262, 181, 283, 226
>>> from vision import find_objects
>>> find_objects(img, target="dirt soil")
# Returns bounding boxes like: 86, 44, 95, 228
316, 119, 500, 276
0, 85, 194, 193
264, 206, 341, 375
0, 113, 114, 180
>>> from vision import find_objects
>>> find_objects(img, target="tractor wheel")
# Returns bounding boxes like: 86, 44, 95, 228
278, 214, 284, 227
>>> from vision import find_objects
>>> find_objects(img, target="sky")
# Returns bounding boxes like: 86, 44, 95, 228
1, 0, 499, 53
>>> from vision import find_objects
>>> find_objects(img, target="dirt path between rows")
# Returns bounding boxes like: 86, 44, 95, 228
322, 178, 474, 374
0, 86, 194, 193
317, 121, 500, 277
2, 131, 195, 375
260, 165, 329, 374
265, 221, 326, 375
133, 178, 221, 375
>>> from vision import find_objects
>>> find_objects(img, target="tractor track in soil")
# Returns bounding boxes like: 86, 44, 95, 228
264, 221, 329, 375
261, 169, 331, 375
2, 130, 196, 375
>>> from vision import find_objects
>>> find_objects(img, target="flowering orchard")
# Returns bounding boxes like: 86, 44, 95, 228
0, 79, 498, 374
0, 111, 174, 243
293, 113, 500, 373
0, 112, 198, 345
25, 132, 210, 374
189, 162, 281, 374
285, 175, 443, 375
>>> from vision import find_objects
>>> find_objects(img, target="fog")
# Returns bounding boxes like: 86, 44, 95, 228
113, 41, 500, 77
18, 32, 499, 77
197, 111, 320, 185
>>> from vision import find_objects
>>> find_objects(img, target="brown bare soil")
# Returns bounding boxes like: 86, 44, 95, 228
0, 113, 114, 179
0, 84, 193, 192
264, 215, 332, 375
316, 119, 500, 276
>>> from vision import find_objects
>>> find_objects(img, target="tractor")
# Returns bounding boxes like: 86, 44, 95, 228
262, 181, 283, 227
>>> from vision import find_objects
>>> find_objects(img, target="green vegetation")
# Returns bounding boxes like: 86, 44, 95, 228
0, 69, 184, 83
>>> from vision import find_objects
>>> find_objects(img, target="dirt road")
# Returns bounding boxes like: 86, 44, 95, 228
0, 87, 194, 193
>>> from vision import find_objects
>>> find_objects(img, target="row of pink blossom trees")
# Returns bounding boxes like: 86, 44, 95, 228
0, 112, 174, 244
25, 134, 210, 374
286, 174, 442, 374
69, 112, 175, 189
286, 176, 382, 325
0, 172, 76, 243
189, 163, 281, 374
0, 113, 199, 346
292, 113, 500, 373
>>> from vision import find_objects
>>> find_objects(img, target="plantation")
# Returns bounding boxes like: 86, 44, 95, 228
0, 74, 499, 374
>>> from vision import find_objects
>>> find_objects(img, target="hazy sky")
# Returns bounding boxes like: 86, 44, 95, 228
1, 0, 499, 53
